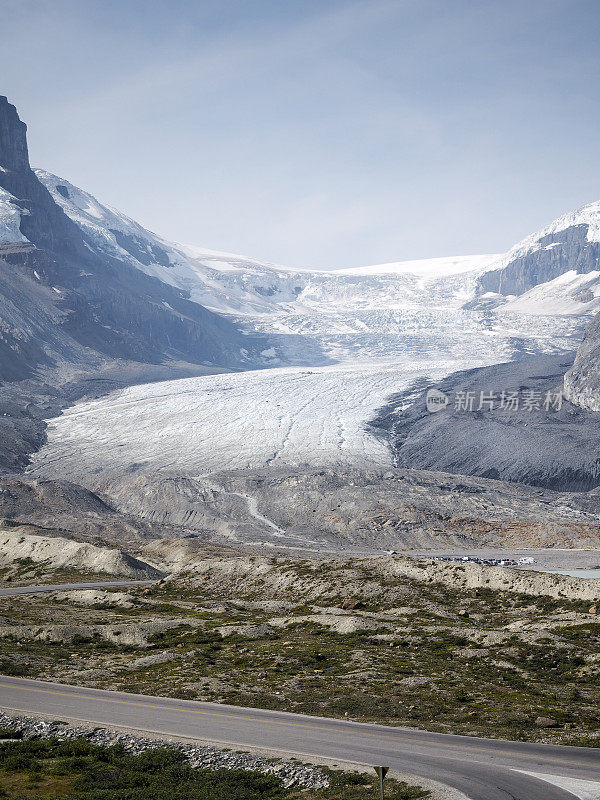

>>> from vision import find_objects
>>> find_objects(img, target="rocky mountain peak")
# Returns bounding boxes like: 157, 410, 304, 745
0, 96, 90, 255
0, 95, 30, 172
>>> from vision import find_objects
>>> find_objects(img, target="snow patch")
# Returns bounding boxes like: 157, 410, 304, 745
333, 254, 500, 278
502, 270, 600, 316
0, 186, 28, 243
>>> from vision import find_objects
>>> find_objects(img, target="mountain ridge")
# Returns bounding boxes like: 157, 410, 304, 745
0, 95, 267, 380
31, 164, 600, 327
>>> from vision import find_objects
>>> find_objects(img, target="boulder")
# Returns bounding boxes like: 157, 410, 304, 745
534, 716, 559, 728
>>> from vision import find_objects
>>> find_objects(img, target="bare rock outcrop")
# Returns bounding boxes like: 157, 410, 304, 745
564, 310, 600, 411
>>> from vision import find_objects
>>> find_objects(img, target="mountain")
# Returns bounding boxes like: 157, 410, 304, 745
0, 95, 273, 473
473, 201, 600, 314
35, 165, 600, 360
30, 169, 593, 371
0, 96, 263, 384
34, 169, 308, 317
368, 210, 600, 489
35, 168, 501, 318
3, 92, 600, 488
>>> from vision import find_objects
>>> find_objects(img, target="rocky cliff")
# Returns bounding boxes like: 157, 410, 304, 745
478, 225, 600, 296
0, 96, 28, 171
473, 198, 600, 305
0, 97, 90, 256
564, 310, 600, 410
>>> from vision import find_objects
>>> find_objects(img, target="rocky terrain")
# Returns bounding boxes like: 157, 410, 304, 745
88, 465, 600, 552
0, 475, 164, 541
2, 463, 600, 556
146, 551, 600, 604
564, 310, 600, 411
0, 524, 161, 580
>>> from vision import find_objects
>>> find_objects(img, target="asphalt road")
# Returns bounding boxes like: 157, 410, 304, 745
0, 580, 155, 596
1, 676, 600, 800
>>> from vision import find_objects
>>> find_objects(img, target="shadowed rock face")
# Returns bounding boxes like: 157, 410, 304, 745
564, 311, 600, 411
478, 226, 600, 296
0, 96, 91, 256
0, 96, 28, 171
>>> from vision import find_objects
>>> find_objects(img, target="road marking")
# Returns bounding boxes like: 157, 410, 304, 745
514, 770, 600, 800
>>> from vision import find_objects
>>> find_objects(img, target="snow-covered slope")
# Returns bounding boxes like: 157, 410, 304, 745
0, 185, 27, 242
35, 170, 499, 291
333, 254, 500, 278
22, 169, 597, 378
37, 168, 600, 327
35, 169, 310, 316
501, 270, 600, 316
34, 169, 600, 329
37, 170, 499, 322
495, 200, 600, 270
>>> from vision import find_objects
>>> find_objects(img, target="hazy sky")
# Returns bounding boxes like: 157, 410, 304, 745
2, 0, 599, 268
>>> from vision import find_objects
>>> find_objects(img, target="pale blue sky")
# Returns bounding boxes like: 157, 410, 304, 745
1, 0, 599, 268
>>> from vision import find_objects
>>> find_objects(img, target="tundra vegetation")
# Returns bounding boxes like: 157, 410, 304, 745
1, 556, 599, 746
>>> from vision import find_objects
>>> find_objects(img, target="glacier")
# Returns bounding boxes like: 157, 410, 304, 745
21, 172, 600, 482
